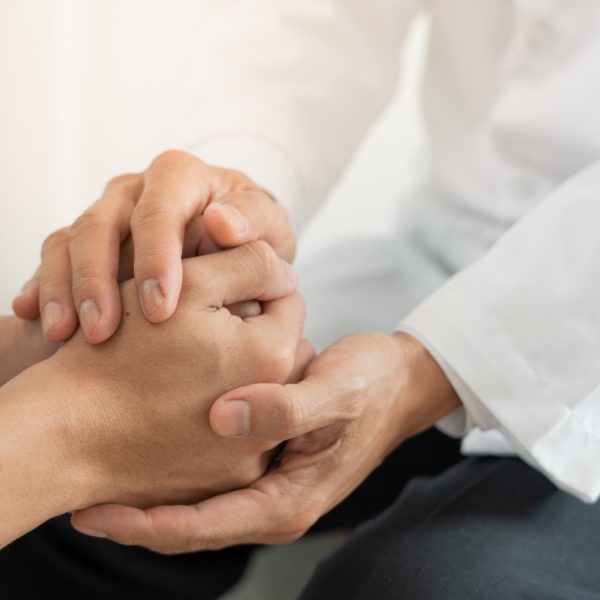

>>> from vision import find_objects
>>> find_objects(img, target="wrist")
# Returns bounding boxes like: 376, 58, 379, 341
390, 332, 461, 441
0, 360, 96, 545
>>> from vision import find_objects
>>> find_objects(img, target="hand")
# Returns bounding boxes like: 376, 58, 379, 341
0, 316, 58, 386
0, 241, 308, 547
13, 150, 295, 344
70, 333, 460, 553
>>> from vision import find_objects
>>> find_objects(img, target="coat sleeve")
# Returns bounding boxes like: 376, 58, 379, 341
399, 160, 600, 502
184, 0, 419, 233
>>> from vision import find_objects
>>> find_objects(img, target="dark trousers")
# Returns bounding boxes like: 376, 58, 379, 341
2, 430, 598, 599
302, 457, 600, 599
0, 429, 459, 599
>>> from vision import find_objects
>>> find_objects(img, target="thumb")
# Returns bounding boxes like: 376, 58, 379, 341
203, 189, 295, 262
209, 370, 351, 442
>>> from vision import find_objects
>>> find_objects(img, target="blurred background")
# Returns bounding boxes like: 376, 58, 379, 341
0, 1, 426, 597
0, 0, 426, 313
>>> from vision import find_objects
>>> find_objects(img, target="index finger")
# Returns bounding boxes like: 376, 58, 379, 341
71, 470, 317, 552
181, 241, 297, 308
203, 189, 296, 262
131, 151, 213, 322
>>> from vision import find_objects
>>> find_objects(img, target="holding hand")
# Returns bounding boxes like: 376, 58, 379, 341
13, 150, 294, 344
0, 241, 307, 547
71, 333, 459, 552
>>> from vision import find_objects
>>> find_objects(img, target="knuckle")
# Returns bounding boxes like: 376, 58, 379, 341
71, 265, 99, 286
41, 228, 69, 257
243, 239, 276, 277
70, 266, 105, 298
130, 199, 172, 229
149, 149, 195, 171
71, 279, 100, 303
69, 211, 108, 244
104, 172, 140, 192
211, 166, 255, 190
228, 168, 256, 189
274, 392, 304, 436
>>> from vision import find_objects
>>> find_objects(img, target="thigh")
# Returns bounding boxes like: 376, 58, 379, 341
0, 514, 253, 600
301, 458, 600, 600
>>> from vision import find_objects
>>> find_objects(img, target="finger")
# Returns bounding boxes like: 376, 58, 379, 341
37, 229, 79, 342
184, 212, 220, 256
210, 369, 355, 442
248, 292, 305, 350
182, 240, 297, 308
12, 269, 41, 320
287, 339, 316, 383
69, 177, 140, 343
71, 472, 317, 552
227, 300, 262, 319
131, 151, 213, 322
208, 294, 305, 439
203, 189, 296, 261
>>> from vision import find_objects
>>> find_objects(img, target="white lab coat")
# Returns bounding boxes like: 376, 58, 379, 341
189, 0, 600, 502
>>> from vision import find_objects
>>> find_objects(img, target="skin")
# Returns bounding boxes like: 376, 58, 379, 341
13, 150, 294, 344
11, 149, 461, 552
0, 242, 308, 549
72, 332, 460, 552
0, 316, 58, 386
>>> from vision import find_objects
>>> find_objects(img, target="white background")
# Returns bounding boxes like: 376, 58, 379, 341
0, 0, 425, 313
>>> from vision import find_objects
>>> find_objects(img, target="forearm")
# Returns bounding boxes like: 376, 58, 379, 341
0, 362, 88, 548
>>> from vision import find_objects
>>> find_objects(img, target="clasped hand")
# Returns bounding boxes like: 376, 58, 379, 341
7, 150, 458, 553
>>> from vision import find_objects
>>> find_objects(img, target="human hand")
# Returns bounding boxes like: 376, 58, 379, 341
13, 150, 295, 343
70, 333, 459, 552
0, 316, 58, 386
25, 241, 306, 515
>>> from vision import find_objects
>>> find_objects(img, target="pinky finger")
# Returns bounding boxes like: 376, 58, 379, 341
12, 269, 41, 320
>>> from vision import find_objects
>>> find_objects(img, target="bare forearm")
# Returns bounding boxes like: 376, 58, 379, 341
0, 362, 87, 548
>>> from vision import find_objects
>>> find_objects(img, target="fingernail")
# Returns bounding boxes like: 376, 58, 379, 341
79, 299, 101, 336
216, 204, 248, 235
142, 279, 165, 316
282, 260, 298, 289
215, 400, 249, 437
76, 525, 107, 539
42, 301, 64, 333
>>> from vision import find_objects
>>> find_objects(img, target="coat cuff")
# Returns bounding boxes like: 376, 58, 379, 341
398, 288, 600, 502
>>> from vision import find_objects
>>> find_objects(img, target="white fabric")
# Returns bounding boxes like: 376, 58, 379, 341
188, 0, 600, 502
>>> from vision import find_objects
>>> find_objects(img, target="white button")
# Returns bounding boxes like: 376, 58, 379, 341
527, 18, 559, 56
